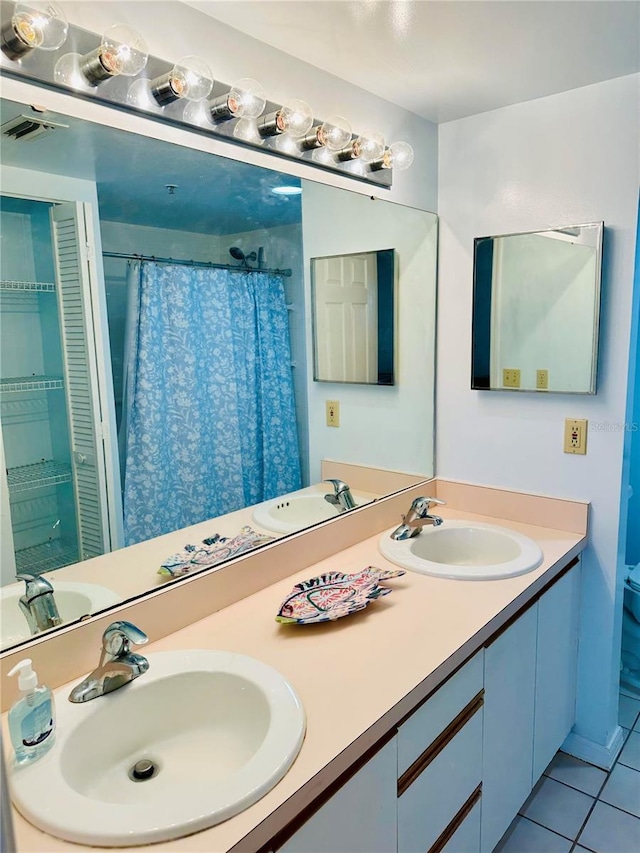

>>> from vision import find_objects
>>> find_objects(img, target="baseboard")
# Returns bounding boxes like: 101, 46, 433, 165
561, 726, 625, 771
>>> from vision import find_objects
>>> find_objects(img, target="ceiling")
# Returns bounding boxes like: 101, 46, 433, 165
0, 100, 301, 234
187, 1, 640, 123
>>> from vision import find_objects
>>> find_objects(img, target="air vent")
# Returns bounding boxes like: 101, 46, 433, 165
1, 114, 68, 142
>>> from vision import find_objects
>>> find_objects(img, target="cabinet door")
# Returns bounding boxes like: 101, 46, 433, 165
278, 736, 398, 853
481, 604, 537, 853
533, 563, 581, 781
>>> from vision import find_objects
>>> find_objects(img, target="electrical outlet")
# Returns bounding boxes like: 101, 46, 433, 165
536, 369, 549, 390
503, 368, 521, 388
564, 419, 588, 455
326, 400, 340, 427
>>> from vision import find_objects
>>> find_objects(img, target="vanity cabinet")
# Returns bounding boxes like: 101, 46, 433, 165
276, 560, 580, 853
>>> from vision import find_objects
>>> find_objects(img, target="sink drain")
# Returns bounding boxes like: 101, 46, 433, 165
129, 758, 159, 782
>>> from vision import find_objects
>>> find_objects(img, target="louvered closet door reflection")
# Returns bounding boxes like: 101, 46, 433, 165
50, 202, 107, 560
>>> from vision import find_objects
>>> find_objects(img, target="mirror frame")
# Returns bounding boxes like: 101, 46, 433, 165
471, 222, 604, 395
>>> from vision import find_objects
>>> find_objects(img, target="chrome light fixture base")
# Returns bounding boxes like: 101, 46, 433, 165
0, 10, 395, 189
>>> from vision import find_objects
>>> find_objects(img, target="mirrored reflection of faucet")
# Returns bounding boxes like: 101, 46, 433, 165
323, 479, 357, 513
390, 497, 447, 540
16, 572, 62, 635
69, 621, 149, 704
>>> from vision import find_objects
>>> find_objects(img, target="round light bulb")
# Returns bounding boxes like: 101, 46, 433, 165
2, 2, 68, 59
54, 52, 91, 89
168, 55, 213, 101
277, 99, 314, 138
228, 78, 266, 119
353, 129, 386, 163
233, 117, 264, 145
99, 24, 148, 77
182, 99, 212, 127
386, 141, 414, 171
318, 114, 352, 151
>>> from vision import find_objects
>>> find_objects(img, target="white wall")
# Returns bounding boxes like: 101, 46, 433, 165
302, 181, 438, 482
437, 74, 640, 765
50, 1, 438, 212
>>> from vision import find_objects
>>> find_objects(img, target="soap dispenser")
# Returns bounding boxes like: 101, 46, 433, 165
7, 659, 56, 765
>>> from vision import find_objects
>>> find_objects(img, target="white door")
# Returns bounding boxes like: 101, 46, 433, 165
50, 202, 111, 559
314, 253, 378, 383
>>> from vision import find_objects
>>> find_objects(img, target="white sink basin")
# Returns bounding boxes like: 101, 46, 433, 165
9, 650, 305, 847
1, 581, 121, 648
379, 520, 543, 580
252, 491, 373, 534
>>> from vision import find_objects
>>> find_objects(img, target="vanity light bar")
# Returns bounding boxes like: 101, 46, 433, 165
0, 5, 414, 187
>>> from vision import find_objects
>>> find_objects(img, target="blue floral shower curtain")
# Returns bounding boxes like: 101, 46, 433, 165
123, 262, 301, 545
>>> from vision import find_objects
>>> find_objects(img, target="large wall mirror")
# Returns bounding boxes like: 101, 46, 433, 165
471, 223, 604, 394
0, 93, 437, 653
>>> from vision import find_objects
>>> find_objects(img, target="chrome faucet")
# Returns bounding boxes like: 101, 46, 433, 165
390, 497, 447, 540
323, 478, 357, 513
69, 621, 149, 703
16, 572, 62, 635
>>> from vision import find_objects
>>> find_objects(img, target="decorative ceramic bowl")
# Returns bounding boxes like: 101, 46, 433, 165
276, 566, 405, 625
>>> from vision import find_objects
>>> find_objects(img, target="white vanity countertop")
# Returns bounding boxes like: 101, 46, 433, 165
8, 505, 586, 852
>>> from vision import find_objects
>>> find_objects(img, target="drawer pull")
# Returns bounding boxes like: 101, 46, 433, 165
428, 784, 482, 853
398, 690, 484, 797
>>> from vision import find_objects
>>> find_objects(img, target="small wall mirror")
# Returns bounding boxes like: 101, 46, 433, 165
471, 222, 604, 394
311, 249, 396, 385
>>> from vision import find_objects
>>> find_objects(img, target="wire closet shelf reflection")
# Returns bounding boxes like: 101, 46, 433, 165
102, 251, 292, 277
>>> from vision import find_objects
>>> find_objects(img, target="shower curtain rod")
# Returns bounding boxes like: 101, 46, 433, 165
102, 251, 292, 277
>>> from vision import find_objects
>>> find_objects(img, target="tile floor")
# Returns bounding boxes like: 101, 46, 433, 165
495, 689, 640, 852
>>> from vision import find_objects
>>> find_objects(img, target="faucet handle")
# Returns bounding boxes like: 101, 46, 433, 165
16, 572, 54, 597
102, 621, 148, 660
408, 496, 447, 518
323, 478, 350, 494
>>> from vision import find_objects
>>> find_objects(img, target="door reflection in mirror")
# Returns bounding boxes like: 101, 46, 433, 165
311, 249, 396, 385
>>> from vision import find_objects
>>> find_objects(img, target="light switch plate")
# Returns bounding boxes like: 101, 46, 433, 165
564, 419, 588, 454
326, 400, 340, 427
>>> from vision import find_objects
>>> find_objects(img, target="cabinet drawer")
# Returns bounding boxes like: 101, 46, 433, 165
398, 650, 484, 777
441, 793, 481, 853
398, 701, 483, 853
278, 737, 398, 853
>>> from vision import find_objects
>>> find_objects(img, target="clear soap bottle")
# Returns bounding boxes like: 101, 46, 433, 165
7, 659, 56, 765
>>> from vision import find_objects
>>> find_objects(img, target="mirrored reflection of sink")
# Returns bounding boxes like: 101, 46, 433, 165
379, 520, 544, 580
252, 491, 373, 534
1, 581, 121, 648
9, 650, 306, 847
